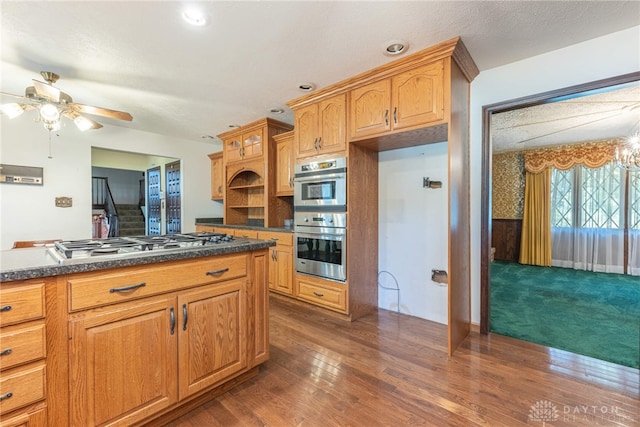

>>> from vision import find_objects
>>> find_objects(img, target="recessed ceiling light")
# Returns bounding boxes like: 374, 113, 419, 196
383, 40, 409, 56
298, 83, 315, 92
269, 107, 285, 114
201, 135, 215, 139
228, 124, 240, 128
183, 9, 209, 26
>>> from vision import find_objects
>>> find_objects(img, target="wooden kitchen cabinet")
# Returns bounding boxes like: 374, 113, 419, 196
274, 131, 294, 196
294, 94, 346, 160
295, 273, 347, 313
223, 126, 264, 164
208, 152, 224, 200
68, 295, 178, 427
178, 279, 246, 398
63, 250, 267, 426
0, 281, 47, 427
258, 231, 293, 296
349, 60, 445, 141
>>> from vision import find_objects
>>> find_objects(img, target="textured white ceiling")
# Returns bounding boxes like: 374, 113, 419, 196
492, 82, 640, 152
1, 1, 639, 147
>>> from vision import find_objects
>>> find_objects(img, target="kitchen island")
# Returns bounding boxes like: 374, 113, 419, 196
0, 237, 273, 427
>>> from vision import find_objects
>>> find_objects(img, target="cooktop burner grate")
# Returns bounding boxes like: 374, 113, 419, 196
53, 232, 236, 259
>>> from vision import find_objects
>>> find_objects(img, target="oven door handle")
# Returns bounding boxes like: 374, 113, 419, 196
295, 231, 345, 240
293, 172, 345, 183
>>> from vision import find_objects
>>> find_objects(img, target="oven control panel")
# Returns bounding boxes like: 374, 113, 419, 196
294, 212, 346, 229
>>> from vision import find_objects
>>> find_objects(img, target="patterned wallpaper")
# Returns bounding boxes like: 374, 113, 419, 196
492, 152, 525, 219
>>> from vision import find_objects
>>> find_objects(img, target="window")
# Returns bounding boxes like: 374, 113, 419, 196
630, 171, 640, 230
550, 163, 639, 275
551, 163, 626, 230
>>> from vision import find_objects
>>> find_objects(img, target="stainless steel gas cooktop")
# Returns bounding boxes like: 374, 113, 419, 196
47, 231, 238, 265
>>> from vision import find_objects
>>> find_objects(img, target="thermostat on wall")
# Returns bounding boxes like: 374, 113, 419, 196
0, 164, 43, 185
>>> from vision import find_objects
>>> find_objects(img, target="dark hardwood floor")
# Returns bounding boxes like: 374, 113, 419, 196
165, 294, 639, 426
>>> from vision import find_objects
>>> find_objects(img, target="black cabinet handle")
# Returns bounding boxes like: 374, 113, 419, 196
0, 348, 12, 356
0, 305, 11, 312
182, 304, 188, 331
109, 282, 146, 293
384, 109, 389, 126
0, 392, 13, 402
393, 107, 397, 124
313, 292, 324, 297
206, 268, 229, 276
169, 307, 175, 335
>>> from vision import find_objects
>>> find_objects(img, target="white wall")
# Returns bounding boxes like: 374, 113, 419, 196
468, 26, 640, 324
378, 142, 449, 324
0, 116, 223, 250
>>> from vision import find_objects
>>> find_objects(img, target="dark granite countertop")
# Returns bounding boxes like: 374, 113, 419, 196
195, 220, 293, 234
0, 239, 275, 283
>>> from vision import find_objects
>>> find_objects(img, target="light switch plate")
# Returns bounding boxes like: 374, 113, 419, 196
55, 197, 72, 208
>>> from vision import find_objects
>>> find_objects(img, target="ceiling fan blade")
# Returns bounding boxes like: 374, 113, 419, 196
32, 79, 60, 102
0, 91, 30, 101
62, 111, 104, 130
71, 103, 132, 121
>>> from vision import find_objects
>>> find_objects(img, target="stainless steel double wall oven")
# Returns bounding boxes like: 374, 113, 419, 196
293, 158, 347, 282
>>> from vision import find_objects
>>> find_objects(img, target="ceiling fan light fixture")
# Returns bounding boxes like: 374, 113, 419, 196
39, 103, 60, 122
74, 115, 94, 132
0, 103, 26, 119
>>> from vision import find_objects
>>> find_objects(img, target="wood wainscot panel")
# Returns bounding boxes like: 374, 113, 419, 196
491, 219, 523, 262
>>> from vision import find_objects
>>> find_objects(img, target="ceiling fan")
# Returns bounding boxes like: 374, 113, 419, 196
0, 71, 132, 132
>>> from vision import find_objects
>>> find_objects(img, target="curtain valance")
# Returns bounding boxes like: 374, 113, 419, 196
523, 139, 620, 173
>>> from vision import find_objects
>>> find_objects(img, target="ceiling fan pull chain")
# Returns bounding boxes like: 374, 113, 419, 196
48, 132, 53, 159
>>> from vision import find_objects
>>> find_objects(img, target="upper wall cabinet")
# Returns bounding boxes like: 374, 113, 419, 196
349, 60, 445, 140
208, 152, 224, 200
217, 118, 294, 227
293, 94, 346, 160
223, 125, 265, 164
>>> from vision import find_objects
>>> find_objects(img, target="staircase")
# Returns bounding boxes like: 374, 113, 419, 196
117, 204, 146, 236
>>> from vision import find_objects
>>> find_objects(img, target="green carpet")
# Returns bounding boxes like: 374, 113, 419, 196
490, 261, 640, 369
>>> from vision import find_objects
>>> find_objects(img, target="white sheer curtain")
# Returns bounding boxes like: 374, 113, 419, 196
629, 229, 640, 276
552, 227, 625, 273
550, 164, 635, 275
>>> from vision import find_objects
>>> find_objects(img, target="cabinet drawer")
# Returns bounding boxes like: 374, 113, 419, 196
257, 231, 293, 246
0, 362, 45, 414
0, 284, 45, 327
68, 254, 247, 311
296, 276, 347, 313
233, 229, 258, 239
0, 323, 46, 371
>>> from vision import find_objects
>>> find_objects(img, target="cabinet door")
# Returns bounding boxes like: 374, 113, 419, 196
249, 250, 269, 367
294, 104, 319, 158
210, 153, 224, 200
349, 79, 391, 140
178, 279, 246, 398
392, 60, 445, 130
318, 94, 346, 155
275, 137, 294, 196
242, 128, 264, 160
224, 136, 243, 163
274, 244, 293, 295
68, 296, 178, 427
